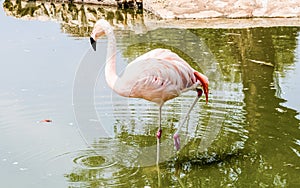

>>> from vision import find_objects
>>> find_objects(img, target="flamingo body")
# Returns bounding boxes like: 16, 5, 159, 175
115, 49, 203, 106
90, 19, 209, 151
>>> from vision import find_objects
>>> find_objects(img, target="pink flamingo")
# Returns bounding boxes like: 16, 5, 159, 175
90, 19, 209, 150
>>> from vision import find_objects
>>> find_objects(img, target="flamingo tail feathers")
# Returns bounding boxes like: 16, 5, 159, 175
194, 71, 209, 103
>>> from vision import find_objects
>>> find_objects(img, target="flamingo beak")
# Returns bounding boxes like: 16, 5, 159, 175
90, 37, 96, 51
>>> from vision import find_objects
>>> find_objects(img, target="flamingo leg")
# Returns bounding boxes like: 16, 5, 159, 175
156, 145, 161, 184
156, 136, 160, 165
156, 105, 162, 139
156, 105, 163, 165
173, 88, 203, 150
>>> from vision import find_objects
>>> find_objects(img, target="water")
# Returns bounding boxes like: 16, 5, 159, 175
1, 0, 300, 187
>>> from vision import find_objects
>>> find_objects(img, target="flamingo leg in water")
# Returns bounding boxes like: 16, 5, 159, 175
156, 136, 160, 165
173, 88, 203, 150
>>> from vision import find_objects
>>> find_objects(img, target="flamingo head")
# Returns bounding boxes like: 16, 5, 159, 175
90, 19, 111, 51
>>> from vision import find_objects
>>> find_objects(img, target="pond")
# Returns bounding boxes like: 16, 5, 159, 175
1, 0, 300, 187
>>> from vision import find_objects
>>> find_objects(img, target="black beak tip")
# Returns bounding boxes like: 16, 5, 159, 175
90, 37, 96, 51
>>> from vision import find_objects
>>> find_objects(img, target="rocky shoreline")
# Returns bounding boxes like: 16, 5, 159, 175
70, 0, 300, 19
3, 0, 300, 33
143, 0, 300, 19
32, 0, 300, 19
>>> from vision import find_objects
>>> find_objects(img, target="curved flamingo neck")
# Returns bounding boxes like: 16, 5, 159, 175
104, 26, 119, 93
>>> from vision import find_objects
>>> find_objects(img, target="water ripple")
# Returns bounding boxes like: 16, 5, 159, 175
65, 140, 141, 187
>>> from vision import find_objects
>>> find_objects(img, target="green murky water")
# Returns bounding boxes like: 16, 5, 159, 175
1, 0, 300, 187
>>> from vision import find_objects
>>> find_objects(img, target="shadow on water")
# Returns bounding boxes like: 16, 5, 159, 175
2, 0, 300, 187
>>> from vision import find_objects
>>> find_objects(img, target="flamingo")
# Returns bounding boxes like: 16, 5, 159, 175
90, 19, 209, 150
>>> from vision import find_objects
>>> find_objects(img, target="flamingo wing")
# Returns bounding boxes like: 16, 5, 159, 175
118, 50, 199, 105
133, 48, 191, 67
134, 48, 209, 103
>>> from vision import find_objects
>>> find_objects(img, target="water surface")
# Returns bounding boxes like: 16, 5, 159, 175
1, 1, 300, 187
